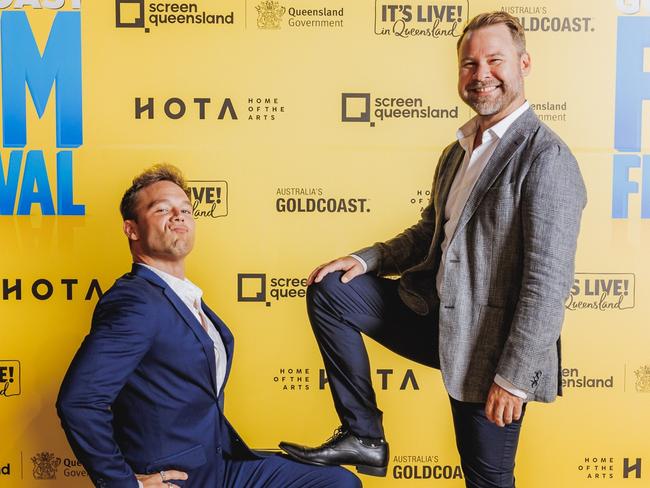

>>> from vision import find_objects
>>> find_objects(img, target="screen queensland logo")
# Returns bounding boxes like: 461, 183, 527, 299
566, 273, 635, 311
0, 4, 84, 216
115, 0, 235, 33
374, 1, 468, 39
237, 273, 307, 307
342, 93, 457, 127
613, 0, 650, 219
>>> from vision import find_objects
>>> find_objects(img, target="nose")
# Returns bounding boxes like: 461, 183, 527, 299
170, 207, 185, 221
473, 60, 491, 81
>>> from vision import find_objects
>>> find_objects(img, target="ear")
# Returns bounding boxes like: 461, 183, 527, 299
123, 220, 139, 242
520, 51, 531, 77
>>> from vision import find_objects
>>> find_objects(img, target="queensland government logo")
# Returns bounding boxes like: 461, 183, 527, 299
565, 273, 635, 311
115, 0, 235, 33
342, 93, 457, 127
0, 360, 20, 398
254, 1, 343, 30
374, 1, 467, 38
256, 1, 285, 29
634, 365, 650, 393
187, 180, 228, 219
32, 452, 61, 480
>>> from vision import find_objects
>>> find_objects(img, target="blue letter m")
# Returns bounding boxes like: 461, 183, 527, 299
1, 12, 82, 149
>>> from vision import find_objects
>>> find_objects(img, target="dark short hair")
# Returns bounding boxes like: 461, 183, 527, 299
457, 11, 526, 54
120, 163, 190, 221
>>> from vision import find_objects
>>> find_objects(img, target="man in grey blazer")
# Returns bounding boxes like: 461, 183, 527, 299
280, 11, 586, 488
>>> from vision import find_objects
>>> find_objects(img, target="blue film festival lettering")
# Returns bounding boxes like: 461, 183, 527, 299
614, 15, 650, 218
0, 11, 84, 216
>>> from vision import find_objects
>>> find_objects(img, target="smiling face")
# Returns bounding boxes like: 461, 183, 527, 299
123, 180, 195, 263
458, 23, 530, 123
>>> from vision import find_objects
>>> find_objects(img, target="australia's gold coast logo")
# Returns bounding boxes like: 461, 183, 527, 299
256, 1, 286, 29
634, 365, 650, 393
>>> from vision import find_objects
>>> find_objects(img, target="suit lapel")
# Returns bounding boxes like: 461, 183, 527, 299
435, 143, 465, 229
131, 264, 218, 397
448, 110, 536, 247
201, 302, 234, 385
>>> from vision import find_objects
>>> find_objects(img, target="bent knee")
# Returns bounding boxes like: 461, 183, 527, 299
306, 271, 347, 303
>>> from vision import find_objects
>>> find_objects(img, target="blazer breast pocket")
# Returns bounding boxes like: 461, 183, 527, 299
145, 444, 207, 473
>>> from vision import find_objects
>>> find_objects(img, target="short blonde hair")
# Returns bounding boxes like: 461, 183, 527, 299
120, 163, 190, 220
457, 11, 526, 54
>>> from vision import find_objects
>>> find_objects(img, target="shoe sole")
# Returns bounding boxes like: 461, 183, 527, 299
279, 448, 387, 477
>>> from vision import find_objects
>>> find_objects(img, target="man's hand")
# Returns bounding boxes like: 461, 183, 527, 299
485, 382, 523, 427
307, 256, 365, 285
136, 470, 188, 488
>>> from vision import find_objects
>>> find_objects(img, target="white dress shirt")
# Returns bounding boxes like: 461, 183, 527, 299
137, 263, 228, 394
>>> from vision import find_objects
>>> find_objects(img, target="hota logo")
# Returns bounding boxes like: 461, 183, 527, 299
342, 93, 457, 127
0, 360, 20, 398
0, 6, 85, 216
374, 1, 467, 39
237, 273, 307, 307
115, 0, 234, 33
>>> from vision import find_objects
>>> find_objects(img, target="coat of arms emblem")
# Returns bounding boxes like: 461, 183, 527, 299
256, 1, 286, 29
31, 452, 61, 480
634, 365, 650, 392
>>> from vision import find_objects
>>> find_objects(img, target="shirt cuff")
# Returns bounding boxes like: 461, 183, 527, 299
494, 374, 527, 400
137, 481, 144, 488
349, 254, 368, 273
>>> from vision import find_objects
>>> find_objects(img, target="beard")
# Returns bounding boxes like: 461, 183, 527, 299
462, 79, 522, 116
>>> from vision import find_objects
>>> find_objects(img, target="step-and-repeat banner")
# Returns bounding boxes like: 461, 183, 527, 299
1, 0, 648, 486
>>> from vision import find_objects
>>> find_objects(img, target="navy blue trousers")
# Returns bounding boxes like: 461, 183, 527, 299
220, 454, 360, 487
308, 272, 525, 488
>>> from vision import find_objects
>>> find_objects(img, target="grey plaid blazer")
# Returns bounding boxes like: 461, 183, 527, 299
356, 108, 587, 403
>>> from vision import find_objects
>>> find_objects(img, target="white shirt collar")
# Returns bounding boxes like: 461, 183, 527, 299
456, 100, 530, 149
136, 263, 203, 305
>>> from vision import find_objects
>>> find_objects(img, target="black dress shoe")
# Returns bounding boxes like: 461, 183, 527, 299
279, 427, 389, 477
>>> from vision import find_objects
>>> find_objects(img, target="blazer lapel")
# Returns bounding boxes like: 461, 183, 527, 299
448, 110, 536, 247
201, 302, 234, 385
131, 264, 218, 397
434, 142, 465, 229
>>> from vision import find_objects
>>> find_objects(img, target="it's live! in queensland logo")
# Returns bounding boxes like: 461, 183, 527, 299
0, 2, 84, 216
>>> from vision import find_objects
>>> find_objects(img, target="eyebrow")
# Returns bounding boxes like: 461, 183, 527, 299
460, 52, 505, 62
147, 199, 191, 210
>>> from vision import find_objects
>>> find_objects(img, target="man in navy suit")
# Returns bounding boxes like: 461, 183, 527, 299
56, 164, 360, 488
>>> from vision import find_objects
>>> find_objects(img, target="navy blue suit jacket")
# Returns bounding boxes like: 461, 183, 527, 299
57, 264, 258, 488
